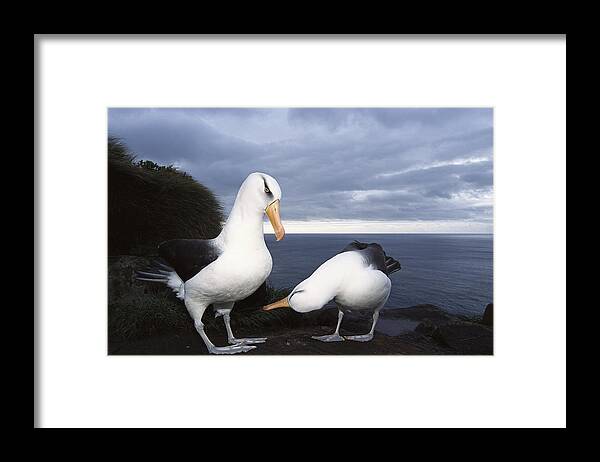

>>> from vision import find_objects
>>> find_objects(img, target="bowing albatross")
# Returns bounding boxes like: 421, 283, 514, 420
263, 241, 401, 342
137, 172, 285, 354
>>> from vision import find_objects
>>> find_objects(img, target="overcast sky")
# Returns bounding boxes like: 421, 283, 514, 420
108, 108, 493, 233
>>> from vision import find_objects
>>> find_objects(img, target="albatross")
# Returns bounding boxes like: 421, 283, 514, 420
137, 172, 285, 354
263, 241, 401, 342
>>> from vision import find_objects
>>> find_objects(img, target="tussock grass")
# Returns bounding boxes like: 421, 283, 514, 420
108, 281, 301, 342
108, 137, 224, 255
108, 291, 191, 341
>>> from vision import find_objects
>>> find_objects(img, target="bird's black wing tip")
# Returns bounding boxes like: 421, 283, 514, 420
386, 259, 402, 275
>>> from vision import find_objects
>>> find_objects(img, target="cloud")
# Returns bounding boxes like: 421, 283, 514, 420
108, 108, 493, 232
376, 155, 491, 178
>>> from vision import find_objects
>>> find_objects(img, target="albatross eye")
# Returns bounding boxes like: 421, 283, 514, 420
264, 186, 271, 194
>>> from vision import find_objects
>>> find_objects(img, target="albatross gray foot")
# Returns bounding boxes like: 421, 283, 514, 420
222, 310, 267, 346
344, 333, 373, 342
230, 337, 267, 345
344, 308, 379, 343
311, 333, 345, 342
187, 301, 256, 354
311, 309, 345, 343
194, 320, 256, 354
208, 344, 257, 354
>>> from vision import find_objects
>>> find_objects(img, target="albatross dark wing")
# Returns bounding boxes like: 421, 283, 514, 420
158, 238, 221, 282
340, 240, 401, 275
384, 256, 401, 275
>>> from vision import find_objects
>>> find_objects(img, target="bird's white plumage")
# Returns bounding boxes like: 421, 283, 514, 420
155, 172, 283, 354
288, 250, 392, 314
185, 239, 273, 304
281, 246, 396, 344
167, 272, 185, 299
184, 173, 278, 304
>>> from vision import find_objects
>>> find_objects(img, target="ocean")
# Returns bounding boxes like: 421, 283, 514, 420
265, 233, 493, 317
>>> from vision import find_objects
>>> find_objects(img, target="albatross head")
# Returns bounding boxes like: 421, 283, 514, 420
240, 172, 285, 241
262, 279, 330, 313
262, 286, 325, 313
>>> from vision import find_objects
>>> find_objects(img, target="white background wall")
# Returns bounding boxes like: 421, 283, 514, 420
36, 35, 566, 428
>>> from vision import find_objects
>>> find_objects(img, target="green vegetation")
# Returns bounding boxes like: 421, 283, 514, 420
108, 280, 296, 343
109, 291, 191, 341
108, 137, 224, 255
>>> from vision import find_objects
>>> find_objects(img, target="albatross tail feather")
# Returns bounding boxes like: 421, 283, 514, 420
135, 259, 186, 299
384, 256, 402, 275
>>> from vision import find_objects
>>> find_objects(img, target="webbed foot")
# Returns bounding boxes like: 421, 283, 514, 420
311, 334, 345, 342
344, 333, 374, 342
208, 344, 257, 354
229, 337, 267, 345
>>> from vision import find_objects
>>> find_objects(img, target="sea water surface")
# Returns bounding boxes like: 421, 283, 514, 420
265, 233, 493, 317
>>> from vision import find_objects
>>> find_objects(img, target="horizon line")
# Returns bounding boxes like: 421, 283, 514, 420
262, 220, 493, 234
264, 231, 493, 235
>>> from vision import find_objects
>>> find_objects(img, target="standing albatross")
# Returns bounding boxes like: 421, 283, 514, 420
263, 241, 401, 342
137, 172, 285, 354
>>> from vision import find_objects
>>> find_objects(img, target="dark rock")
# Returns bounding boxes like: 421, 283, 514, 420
382, 304, 454, 324
415, 319, 437, 336
482, 303, 493, 326
390, 305, 456, 338
432, 321, 493, 355
109, 309, 493, 355
110, 325, 454, 355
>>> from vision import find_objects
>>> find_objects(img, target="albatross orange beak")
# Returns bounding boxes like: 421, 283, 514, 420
263, 296, 290, 311
265, 199, 285, 241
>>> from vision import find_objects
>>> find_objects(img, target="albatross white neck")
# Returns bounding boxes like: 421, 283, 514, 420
219, 190, 266, 248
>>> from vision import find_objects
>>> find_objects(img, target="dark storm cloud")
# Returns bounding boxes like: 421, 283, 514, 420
108, 108, 493, 230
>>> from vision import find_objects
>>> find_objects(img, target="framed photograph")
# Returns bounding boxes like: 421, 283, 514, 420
107, 107, 494, 356
35, 35, 566, 428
